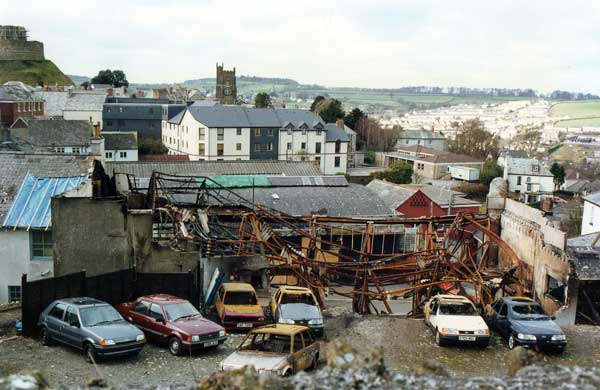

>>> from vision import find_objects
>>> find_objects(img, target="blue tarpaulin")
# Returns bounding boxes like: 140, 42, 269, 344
2, 174, 87, 229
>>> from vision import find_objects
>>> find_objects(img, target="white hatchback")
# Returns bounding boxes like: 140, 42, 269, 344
424, 294, 490, 347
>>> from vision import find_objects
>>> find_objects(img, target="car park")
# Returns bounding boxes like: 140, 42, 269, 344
215, 283, 266, 331
38, 297, 146, 363
220, 324, 319, 376
424, 294, 490, 347
270, 286, 324, 336
488, 296, 567, 352
116, 294, 227, 355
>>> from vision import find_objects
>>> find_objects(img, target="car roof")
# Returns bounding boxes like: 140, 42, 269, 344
138, 294, 186, 303
278, 286, 313, 294
249, 324, 308, 336
434, 294, 472, 304
502, 296, 537, 305
56, 297, 107, 306
222, 282, 256, 292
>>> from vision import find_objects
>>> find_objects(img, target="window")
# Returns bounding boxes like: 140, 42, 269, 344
267, 142, 273, 151
236, 128, 242, 136
149, 107, 154, 114
302, 129, 306, 136
31, 230, 53, 259
8, 286, 21, 303
119, 107, 123, 113
255, 143, 261, 152
335, 140, 341, 154
417, 163, 424, 170
72, 147, 81, 154
268, 129, 274, 136
315, 142, 321, 154
334, 156, 341, 167
236, 143, 242, 151
49, 303, 66, 320
428, 139, 432, 144
517, 176, 522, 185
286, 142, 291, 150
406, 140, 409, 144
199, 143, 205, 156
532, 165, 540, 173
316, 129, 322, 136
65, 306, 80, 326
527, 183, 532, 191
255, 128, 261, 136
287, 128, 292, 135
106, 120, 113, 127
217, 143, 224, 156
199, 128, 205, 140
315, 156, 321, 165
217, 128, 224, 141
134, 300, 150, 314
149, 304, 164, 321
526, 177, 531, 183
55, 147, 64, 153
301, 142, 306, 150
120, 151, 127, 158
105, 151, 113, 158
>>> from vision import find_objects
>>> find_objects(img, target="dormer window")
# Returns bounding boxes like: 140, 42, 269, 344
532, 165, 539, 173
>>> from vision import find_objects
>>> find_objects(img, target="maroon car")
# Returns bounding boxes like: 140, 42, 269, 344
116, 294, 227, 355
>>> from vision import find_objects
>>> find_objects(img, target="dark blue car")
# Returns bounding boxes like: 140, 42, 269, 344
488, 297, 566, 352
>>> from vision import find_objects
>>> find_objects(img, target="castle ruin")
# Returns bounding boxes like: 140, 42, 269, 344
0, 26, 45, 61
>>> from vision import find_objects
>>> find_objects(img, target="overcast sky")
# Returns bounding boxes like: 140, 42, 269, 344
4, 0, 600, 93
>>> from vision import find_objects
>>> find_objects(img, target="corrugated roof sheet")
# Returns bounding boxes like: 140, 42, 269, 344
2, 174, 87, 229
195, 175, 349, 189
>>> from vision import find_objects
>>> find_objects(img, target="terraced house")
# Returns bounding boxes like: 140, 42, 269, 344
161, 105, 349, 174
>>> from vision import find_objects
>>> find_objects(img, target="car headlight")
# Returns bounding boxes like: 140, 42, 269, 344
99, 339, 115, 346
308, 318, 323, 325
278, 318, 295, 324
258, 317, 265, 322
136, 334, 145, 342
517, 333, 537, 341
551, 334, 566, 341
474, 329, 489, 335
191, 335, 200, 342
219, 330, 226, 337
441, 328, 458, 335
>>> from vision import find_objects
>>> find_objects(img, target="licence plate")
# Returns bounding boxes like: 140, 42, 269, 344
204, 340, 219, 347
458, 336, 476, 341
237, 322, 253, 328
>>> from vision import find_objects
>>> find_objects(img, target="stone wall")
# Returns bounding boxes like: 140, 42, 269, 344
0, 40, 44, 61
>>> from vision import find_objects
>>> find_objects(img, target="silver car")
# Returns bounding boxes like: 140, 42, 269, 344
38, 297, 146, 362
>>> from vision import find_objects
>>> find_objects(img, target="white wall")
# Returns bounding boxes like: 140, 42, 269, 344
397, 138, 446, 150
506, 173, 554, 201
207, 127, 250, 161
104, 149, 138, 162
64, 110, 103, 129
278, 130, 327, 163
582, 200, 600, 235
323, 141, 348, 174
54, 146, 90, 154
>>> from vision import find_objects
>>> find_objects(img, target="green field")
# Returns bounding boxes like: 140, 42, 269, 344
550, 101, 600, 126
549, 143, 595, 163
0, 60, 73, 86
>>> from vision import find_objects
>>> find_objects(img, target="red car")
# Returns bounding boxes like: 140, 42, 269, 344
116, 294, 227, 355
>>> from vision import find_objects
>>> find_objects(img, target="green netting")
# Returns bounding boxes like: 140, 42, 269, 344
195, 175, 272, 189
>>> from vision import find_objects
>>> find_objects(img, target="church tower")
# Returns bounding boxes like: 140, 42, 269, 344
215, 63, 237, 105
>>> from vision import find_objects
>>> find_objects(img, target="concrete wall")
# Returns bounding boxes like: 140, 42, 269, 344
0, 40, 44, 61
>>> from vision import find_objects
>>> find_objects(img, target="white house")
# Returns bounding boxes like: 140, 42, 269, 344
102, 131, 139, 162
395, 129, 447, 151
582, 192, 600, 235
161, 105, 349, 174
9, 117, 94, 155
62, 91, 107, 129
502, 156, 554, 204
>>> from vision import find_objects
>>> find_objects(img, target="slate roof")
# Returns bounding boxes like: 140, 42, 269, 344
505, 157, 552, 176
33, 91, 68, 116
0, 82, 36, 101
366, 179, 481, 211
566, 180, 600, 195
12, 118, 91, 147
567, 233, 600, 280
324, 123, 349, 142
64, 93, 106, 111
0, 152, 95, 222
105, 160, 322, 178
103, 103, 163, 119
583, 191, 600, 207
103, 132, 138, 150
388, 146, 482, 164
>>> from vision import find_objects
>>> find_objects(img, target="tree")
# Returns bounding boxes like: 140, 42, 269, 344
513, 126, 542, 154
254, 92, 272, 108
312, 98, 345, 123
344, 107, 365, 130
138, 138, 168, 155
479, 161, 504, 185
310, 96, 325, 112
550, 162, 566, 190
355, 117, 400, 152
373, 160, 413, 184
448, 119, 499, 159
91, 69, 129, 87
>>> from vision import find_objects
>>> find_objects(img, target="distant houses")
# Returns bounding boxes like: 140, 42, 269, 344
395, 129, 447, 151
502, 156, 554, 204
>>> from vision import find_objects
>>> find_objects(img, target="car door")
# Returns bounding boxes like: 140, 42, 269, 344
291, 332, 308, 373
46, 303, 67, 343
128, 300, 151, 328
148, 303, 169, 343
301, 330, 319, 368
495, 303, 510, 337
270, 290, 281, 320
62, 305, 84, 349
427, 299, 439, 329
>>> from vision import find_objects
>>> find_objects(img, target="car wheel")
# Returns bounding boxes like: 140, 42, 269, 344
168, 337, 182, 356
435, 329, 444, 347
508, 334, 517, 350
84, 343, 96, 364
40, 327, 52, 346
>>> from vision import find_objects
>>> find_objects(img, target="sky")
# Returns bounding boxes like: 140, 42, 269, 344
3, 0, 600, 93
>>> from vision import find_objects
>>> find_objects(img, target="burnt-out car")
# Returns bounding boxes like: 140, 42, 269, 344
117, 294, 226, 355
215, 283, 266, 331
270, 286, 324, 336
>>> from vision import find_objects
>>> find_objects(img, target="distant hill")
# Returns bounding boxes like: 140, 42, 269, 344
0, 60, 73, 86
67, 74, 90, 85
182, 75, 300, 86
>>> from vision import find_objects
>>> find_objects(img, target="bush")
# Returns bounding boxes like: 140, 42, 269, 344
373, 161, 413, 184
138, 137, 168, 155
454, 183, 489, 201
480, 161, 503, 185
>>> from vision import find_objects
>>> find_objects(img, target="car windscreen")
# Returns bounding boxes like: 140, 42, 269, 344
511, 304, 548, 319
281, 293, 316, 306
240, 333, 291, 354
224, 291, 257, 305
164, 302, 201, 321
80, 305, 124, 327
439, 303, 476, 316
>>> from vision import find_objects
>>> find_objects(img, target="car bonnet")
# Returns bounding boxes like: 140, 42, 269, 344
279, 303, 321, 321
87, 322, 142, 342
510, 318, 563, 335
222, 351, 288, 370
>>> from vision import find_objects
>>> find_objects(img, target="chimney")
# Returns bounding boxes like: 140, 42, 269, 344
336, 119, 344, 129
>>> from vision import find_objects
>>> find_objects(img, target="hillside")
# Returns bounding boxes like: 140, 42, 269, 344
0, 60, 73, 87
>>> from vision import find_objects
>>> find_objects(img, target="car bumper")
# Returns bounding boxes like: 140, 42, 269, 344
439, 334, 490, 346
222, 319, 266, 331
515, 339, 566, 351
182, 336, 228, 349
95, 340, 146, 357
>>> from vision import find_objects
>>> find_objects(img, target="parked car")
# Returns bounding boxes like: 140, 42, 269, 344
38, 297, 145, 363
220, 324, 319, 376
488, 296, 566, 352
270, 286, 324, 336
116, 294, 226, 355
215, 283, 266, 331
424, 294, 490, 347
